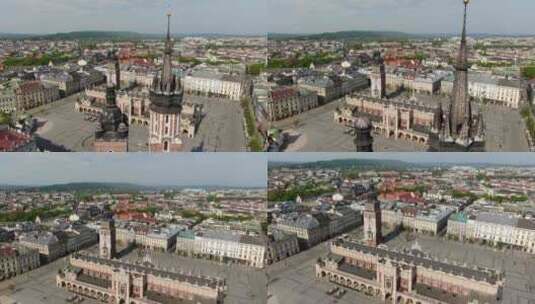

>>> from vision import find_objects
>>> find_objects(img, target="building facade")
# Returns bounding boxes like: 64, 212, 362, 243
14, 80, 60, 111
363, 200, 382, 247
56, 254, 225, 304
316, 239, 503, 304
441, 72, 526, 109
0, 244, 40, 280
149, 14, 187, 152
298, 73, 369, 104
183, 72, 248, 101
265, 86, 318, 121
99, 220, 116, 260
175, 230, 266, 268
447, 212, 535, 254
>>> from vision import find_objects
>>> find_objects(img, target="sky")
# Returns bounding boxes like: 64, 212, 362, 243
0, 0, 268, 35
268, 153, 535, 166
269, 0, 535, 35
0, 153, 267, 187
0, 0, 532, 36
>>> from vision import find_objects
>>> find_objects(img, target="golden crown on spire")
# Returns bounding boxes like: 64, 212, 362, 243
464, 0, 470, 4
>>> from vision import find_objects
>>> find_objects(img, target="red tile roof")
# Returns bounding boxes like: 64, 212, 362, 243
16, 81, 44, 95
270, 87, 298, 102
0, 129, 31, 152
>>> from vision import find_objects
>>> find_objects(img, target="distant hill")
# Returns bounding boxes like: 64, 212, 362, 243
268, 31, 535, 41
0, 33, 34, 39
33, 31, 161, 41
0, 31, 263, 41
269, 159, 535, 171
0, 182, 262, 192
268, 30, 418, 41
25, 182, 148, 192
269, 159, 417, 170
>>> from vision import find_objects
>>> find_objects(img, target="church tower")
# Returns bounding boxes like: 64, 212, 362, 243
99, 219, 116, 259
94, 52, 129, 152
430, 0, 484, 151
370, 55, 386, 99
363, 194, 382, 247
450, 0, 471, 136
149, 13, 184, 152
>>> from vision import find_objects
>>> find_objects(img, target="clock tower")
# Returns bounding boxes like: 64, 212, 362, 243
363, 197, 382, 247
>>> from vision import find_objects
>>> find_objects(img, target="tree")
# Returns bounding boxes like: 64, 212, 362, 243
521, 66, 535, 79
0, 111, 11, 125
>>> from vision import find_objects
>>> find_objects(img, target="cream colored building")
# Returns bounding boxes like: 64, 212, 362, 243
176, 230, 266, 268
380, 203, 454, 235
441, 72, 526, 109
115, 225, 179, 252
316, 239, 503, 304
447, 212, 535, 253
385, 72, 442, 95
57, 254, 225, 304
183, 71, 248, 101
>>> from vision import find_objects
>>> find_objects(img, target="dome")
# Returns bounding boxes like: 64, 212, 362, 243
353, 116, 371, 129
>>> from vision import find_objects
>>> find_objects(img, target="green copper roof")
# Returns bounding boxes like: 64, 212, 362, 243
450, 212, 468, 223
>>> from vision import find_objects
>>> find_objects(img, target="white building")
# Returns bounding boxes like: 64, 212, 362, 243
183, 71, 248, 101
447, 212, 535, 254
441, 72, 527, 109
176, 230, 266, 268
115, 224, 179, 252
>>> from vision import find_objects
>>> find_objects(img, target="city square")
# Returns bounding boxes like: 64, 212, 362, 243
25, 94, 247, 152
267, 228, 535, 304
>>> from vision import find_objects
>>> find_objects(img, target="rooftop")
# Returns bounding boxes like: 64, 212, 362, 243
333, 240, 501, 284
72, 253, 225, 288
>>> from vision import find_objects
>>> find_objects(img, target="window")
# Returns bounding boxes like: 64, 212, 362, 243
163, 141, 169, 152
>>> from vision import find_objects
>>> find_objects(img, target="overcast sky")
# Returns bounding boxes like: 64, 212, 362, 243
0, 153, 267, 187
269, 0, 534, 35
268, 153, 535, 166
0, 0, 268, 35
0, 0, 531, 35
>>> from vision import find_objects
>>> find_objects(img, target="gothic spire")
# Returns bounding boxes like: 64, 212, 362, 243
456, 0, 469, 70
161, 12, 174, 92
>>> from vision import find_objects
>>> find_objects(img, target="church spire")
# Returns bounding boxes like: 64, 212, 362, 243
456, 0, 469, 69
160, 12, 174, 93
167, 12, 171, 42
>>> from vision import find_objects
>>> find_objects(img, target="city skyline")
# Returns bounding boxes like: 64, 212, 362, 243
0, 0, 533, 36
0, 153, 267, 187
268, 153, 535, 166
